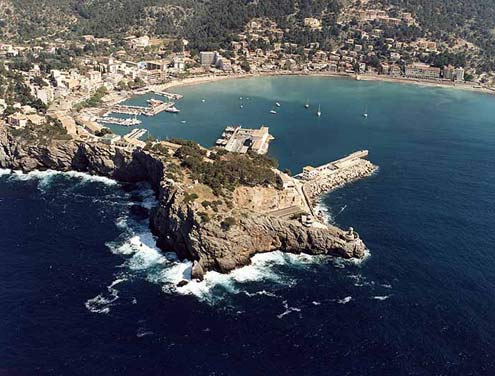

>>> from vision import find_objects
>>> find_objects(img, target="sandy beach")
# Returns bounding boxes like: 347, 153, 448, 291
149, 71, 495, 97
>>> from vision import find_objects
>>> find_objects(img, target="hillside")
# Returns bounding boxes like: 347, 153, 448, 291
1, 0, 495, 71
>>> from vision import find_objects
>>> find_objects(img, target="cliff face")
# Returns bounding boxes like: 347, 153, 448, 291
0, 125, 369, 279
150, 184, 365, 274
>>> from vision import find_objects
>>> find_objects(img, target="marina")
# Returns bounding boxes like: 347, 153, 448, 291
96, 116, 142, 126
110, 99, 180, 117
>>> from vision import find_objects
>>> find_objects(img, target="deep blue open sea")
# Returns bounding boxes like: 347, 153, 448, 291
1, 77, 495, 375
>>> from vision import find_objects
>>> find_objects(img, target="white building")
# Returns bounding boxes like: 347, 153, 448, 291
200, 51, 217, 67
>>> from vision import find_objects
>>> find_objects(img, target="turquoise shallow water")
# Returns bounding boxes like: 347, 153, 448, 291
2, 77, 495, 374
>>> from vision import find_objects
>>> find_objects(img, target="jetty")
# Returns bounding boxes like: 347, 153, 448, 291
215, 125, 274, 154
296, 150, 376, 205
152, 90, 184, 101
111, 100, 179, 117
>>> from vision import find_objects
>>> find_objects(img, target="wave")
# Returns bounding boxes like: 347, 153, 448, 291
0, 168, 12, 177
337, 296, 352, 304
89, 183, 372, 306
371, 295, 392, 301
85, 276, 127, 314
277, 300, 302, 319
314, 201, 333, 223
4, 169, 117, 191
106, 209, 327, 303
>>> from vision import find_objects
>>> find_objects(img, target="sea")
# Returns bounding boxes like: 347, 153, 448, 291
1, 77, 495, 375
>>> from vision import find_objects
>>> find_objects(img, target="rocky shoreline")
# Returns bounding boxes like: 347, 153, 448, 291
0, 124, 377, 280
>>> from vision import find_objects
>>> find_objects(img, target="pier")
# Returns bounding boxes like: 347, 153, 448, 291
152, 91, 184, 101
297, 150, 377, 205
111, 100, 179, 117
124, 128, 147, 140
215, 125, 274, 154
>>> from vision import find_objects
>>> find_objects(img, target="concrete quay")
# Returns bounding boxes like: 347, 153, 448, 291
300, 151, 377, 205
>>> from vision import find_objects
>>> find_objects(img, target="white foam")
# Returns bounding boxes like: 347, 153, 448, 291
337, 296, 353, 304
6, 169, 117, 190
63, 170, 117, 186
243, 290, 280, 298
347, 273, 375, 287
314, 201, 333, 223
372, 295, 392, 301
0, 168, 11, 177
132, 184, 157, 209
277, 300, 302, 319
332, 248, 371, 269
103, 194, 365, 304
85, 276, 127, 314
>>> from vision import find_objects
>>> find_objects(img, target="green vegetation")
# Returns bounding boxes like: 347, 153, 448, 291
0, 64, 47, 114
184, 192, 199, 203
4, 0, 495, 71
94, 128, 112, 137
174, 144, 282, 196
221, 217, 237, 231
10, 117, 71, 145
74, 86, 108, 109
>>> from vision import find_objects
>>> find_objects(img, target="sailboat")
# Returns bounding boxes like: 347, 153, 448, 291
363, 106, 368, 118
316, 104, 321, 117
304, 99, 310, 109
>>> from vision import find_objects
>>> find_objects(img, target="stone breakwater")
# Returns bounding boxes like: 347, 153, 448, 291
303, 159, 377, 205
0, 124, 375, 278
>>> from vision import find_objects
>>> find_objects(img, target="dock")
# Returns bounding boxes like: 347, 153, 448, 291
296, 150, 377, 205
215, 125, 274, 154
152, 91, 184, 101
111, 100, 179, 117
124, 128, 147, 140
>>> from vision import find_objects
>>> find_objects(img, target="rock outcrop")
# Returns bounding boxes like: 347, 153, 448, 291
0, 125, 373, 278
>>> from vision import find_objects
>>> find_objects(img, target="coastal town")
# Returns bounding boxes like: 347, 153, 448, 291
2, 1, 495, 147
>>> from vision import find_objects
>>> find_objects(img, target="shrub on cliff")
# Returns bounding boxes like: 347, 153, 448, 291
221, 217, 236, 230
175, 143, 283, 196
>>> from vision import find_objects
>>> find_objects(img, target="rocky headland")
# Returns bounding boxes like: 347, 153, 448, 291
0, 122, 377, 280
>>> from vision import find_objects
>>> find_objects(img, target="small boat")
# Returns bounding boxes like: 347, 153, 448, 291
180, 120, 187, 124
270, 109, 277, 114
275, 102, 281, 107
363, 106, 368, 118
304, 99, 309, 109
201, 99, 206, 103
165, 106, 180, 113
240, 104, 244, 109
147, 98, 163, 106
316, 104, 321, 117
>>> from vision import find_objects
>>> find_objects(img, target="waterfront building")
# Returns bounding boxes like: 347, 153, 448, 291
215, 126, 274, 155
405, 63, 441, 80
200, 51, 217, 67
454, 67, 465, 82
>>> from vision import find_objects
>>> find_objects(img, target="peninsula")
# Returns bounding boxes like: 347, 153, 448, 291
0, 119, 376, 281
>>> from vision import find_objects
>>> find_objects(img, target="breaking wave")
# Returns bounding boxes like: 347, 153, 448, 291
371, 295, 393, 301
85, 277, 127, 314
0, 168, 11, 177
3, 169, 117, 191
337, 296, 353, 304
